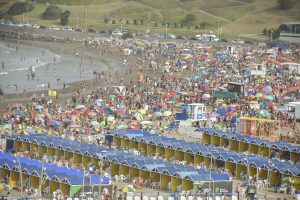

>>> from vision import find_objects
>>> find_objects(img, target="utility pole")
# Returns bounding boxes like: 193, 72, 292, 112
85, 6, 88, 32
76, 16, 79, 28
165, 23, 168, 39
217, 16, 220, 41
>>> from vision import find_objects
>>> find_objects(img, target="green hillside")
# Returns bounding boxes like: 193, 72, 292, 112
1, 0, 300, 35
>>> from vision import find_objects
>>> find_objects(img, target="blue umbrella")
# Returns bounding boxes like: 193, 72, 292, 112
216, 107, 226, 116
51, 120, 61, 126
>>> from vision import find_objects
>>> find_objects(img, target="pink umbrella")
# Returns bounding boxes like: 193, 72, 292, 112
69, 124, 81, 128
202, 94, 211, 98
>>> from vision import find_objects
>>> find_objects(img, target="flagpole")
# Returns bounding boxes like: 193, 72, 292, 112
82, 169, 85, 200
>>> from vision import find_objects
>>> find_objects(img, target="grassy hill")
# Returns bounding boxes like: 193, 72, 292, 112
1, 0, 300, 36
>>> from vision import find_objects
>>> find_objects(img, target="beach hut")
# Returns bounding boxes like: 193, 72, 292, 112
120, 135, 130, 150
129, 164, 140, 181
184, 149, 194, 164
156, 142, 166, 157
249, 141, 260, 155
182, 175, 195, 192
194, 152, 205, 166
13, 136, 22, 151
119, 162, 130, 178
165, 145, 175, 160
82, 152, 91, 168
139, 167, 150, 183
202, 130, 211, 144
113, 134, 121, 147
55, 145, 64, 158
129, 137, 139, 150
29, 172, 40, 188
258, 142, 271, 157
238, 137, 249, 153
21, 137, 30, 151
74, 150, 83, 165
146, 140, 156, 156
38, 141, 47, 159
60, 181, 70, 197
9, 170, 19, 188
229, 135, 239, 152
150, 168, 161, 185
138, 139, 147, 155
109, 160, 120, 176
161, 171, 171, 191
171, 174, 182, 192
236, 160, 247, 179
175, 146, 184, 161
50, 176, 61, 194
211, 131, 221, 146
47, 143, 56, 157
225, 157, 237, 175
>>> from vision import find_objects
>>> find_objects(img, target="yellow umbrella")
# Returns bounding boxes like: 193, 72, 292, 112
16, 129, 28, 135
119, 185, 136, 192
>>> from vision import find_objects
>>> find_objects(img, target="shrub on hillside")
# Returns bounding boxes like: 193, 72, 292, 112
6, 2, 34, 16
42, 5, 62, 20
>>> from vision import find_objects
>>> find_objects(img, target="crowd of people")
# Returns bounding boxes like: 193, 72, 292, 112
0, 27, 300, 199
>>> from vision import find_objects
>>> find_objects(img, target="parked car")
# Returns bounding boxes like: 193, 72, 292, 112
88, 28, 97, 33
32, 24, 40, 29
63, 26, 74, 31
39, 25, 47, 29
111, 30, 123, 36
167, 34, 176, 39
176, 35, 187, 40
49, 26, 60, 30
75, 28, 82, 32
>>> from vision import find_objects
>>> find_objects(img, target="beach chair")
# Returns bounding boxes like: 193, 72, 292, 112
127, 196, 133, 200
196, 197, 202, 200
151, 182, 157, 189
135, 196, 141, 200
168, 196, 174, 200
143, 196, 149, 200
187, 196, 193, 200
215, 196, 221, 200
114, 175, 120, 181
158, 195, 164, 200
231, 196, 237, 200
180, 196, 187, 200
150, 197, 156, 200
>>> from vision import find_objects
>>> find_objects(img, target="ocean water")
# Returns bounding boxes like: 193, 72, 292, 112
0, 41, 112, 94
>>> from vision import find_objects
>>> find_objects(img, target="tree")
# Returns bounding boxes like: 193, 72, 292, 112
112, 20, 116, 24
199, 21, 210, 29
195, 25, 199, 30
140, 19, 144, 25
263, 28, 267, 35
6, 1, 34, 17
126, 20, 130, 24
133, 19, 138, 25
122, 32, 133, 40
278, 0, 289, 10
180, 13, 196, 26
42, 5, 62, 20
154, 22, 158, 27
104, 17, 109, 23
60, 10, 70, 25
174, 22, 177, 28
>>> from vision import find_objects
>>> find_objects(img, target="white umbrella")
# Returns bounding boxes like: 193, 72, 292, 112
163, 110, 172, 117
75, 104, 85, 110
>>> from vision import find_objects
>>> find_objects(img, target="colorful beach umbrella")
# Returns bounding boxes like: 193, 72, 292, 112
16, 129, 29, 135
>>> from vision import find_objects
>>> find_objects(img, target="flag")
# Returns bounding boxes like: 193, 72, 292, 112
48, 90, 57, 97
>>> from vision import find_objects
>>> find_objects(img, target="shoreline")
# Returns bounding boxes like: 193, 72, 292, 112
0, 38, 137, 111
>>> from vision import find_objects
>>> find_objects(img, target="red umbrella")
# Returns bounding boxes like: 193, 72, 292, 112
69, 124, 81, 128
72, 110, 80, 115
157, 102, 167, 108
116, 109, 126, 116
82, 109, 90, 117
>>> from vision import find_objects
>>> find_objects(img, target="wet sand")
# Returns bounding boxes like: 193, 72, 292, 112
0, 39, 120, 94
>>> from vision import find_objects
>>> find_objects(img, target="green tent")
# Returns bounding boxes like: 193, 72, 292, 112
215, 92, 237, 99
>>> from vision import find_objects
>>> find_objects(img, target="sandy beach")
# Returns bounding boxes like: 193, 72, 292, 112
0, 39, 121, 94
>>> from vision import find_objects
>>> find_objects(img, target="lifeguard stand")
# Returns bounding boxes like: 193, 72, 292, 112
186, 103, 207, 121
